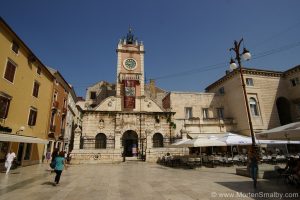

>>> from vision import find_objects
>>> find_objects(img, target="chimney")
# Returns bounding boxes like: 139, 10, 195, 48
150, 79, 156, 99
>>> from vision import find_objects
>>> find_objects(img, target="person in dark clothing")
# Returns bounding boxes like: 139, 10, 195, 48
51, 148, 59, 162
248, 147, 259, 188
53, 151, 67, 186
49, 148, 59, 170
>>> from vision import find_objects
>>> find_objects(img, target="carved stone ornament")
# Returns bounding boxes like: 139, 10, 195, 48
99, 119, 105, 129
74, 127, 82, 136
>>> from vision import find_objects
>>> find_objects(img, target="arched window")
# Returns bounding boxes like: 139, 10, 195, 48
153, 133, 164, 148
249, 98, 259, 116
95, 133, 106, 149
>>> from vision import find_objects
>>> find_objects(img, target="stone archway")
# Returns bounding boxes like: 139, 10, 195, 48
276, 97, 292, 125
122, 130, 138, 157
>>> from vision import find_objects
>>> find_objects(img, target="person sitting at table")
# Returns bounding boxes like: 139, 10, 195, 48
277, 157, 296, 175
287, 158, 300, 185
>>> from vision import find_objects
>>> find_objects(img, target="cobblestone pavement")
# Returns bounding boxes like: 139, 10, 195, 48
0, 162, 299, 200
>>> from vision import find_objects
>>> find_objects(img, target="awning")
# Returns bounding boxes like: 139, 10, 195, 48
256, 122, 300, 141
0, 133, 49, 144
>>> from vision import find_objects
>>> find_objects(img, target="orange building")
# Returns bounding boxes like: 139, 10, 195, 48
47, 68, 71, 153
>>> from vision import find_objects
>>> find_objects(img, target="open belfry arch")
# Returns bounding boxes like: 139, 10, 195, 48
71, 29, 180, 163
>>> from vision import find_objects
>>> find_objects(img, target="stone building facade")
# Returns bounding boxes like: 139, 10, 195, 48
71, 30, 300, 163
72, 30, 181, 163
205, 66, 300, 136
163, 92, 236, 139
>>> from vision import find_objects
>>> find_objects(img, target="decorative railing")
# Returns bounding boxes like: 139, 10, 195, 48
62, 107, 67, 115
80, 136, 115, 149
119, 73, 142, 82
52, 101, 59, 109
50, 125, 56, 132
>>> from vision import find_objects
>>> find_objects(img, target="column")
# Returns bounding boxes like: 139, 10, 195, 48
73, 127, 82, 150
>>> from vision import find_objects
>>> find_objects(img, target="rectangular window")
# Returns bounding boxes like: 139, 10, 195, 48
203, 108, 209, 119
290, 77, 300, 87
28, 108, 37, 126
219, 87, 225, 94
217, 108, 224, 119
32, 81, 40, 98
0, 95, 11, 119
12, 41, 19, 54
185, 107, 193, 119
24, 143, 32, 160
37, 66, 41, 75
63, 99, 67, 108
90, 91, 96, 99
4, 60, 17, 83
246, 78, 254, 86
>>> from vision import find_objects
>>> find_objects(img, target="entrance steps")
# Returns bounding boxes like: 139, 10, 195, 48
123, 157, 144, 163
125, 157, 138, 161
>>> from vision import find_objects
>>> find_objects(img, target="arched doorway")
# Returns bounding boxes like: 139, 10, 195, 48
153, 133, 164, 148
95, 133, 107, 149
276, 97, 292, 125
122, 130, 138, 157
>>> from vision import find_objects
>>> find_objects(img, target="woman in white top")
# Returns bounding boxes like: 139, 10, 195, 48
5, 150, 16, 175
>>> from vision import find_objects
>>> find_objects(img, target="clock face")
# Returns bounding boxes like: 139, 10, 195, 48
123, 58, 137, 70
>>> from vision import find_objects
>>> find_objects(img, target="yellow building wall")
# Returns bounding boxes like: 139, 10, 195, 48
0, 22, 53, 163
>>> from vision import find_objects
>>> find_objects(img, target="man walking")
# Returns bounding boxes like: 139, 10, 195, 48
5, 150, 16, 175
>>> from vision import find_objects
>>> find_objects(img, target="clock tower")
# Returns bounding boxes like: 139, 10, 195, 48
116, 29, 145, 110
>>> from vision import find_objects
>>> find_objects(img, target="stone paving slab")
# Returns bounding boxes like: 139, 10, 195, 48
0, 163, 299, 200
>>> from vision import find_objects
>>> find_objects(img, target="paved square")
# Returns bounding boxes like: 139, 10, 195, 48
0, 163, 299, 200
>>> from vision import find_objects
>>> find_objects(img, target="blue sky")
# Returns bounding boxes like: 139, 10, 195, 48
1, 0, 300, 97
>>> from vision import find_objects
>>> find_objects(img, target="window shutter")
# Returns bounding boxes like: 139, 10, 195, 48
4, 61, 16, 82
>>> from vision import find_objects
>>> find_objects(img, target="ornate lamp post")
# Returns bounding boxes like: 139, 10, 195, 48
229, 38, 256, 147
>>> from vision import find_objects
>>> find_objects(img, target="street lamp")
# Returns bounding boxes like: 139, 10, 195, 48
229, 38, 256, 147
16, 126, 25, 135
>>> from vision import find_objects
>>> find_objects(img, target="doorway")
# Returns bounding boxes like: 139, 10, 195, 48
17, 143, 24, 164
276, 97, 292, 125
122, 130, 138, 157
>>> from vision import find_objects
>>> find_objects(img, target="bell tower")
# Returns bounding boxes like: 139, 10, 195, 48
116, 28, 145, 110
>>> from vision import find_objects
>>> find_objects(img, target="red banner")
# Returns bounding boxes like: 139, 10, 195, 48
124, 80, 137, 109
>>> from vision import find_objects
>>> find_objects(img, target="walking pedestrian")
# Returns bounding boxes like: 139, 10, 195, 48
248, 147, 259, 188
53, 151, 67, 186
46, 149, 51, 163
51, 148, 59, 162
50, 148, 59, 170
5, 150, 16, 175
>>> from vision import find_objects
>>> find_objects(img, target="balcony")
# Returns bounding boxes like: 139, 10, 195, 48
61, 129, 65, 136
202, 118, 235, 125
50, 125, 56, 132
62, 107, 67, 115
184, 117, 200, 125
59, 129, 65, 140
52, 101, 59, 109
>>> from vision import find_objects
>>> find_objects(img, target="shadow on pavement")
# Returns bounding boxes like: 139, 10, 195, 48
41, 181, 54, 186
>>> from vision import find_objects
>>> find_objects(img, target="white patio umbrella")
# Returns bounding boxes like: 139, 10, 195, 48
216, 133, 252, 159
171, 138, 191, 147
256, 122, 300, 141
174, 136, 227, 166
217, 133, 252, 145
257, 140, 300, 144
180, 136, 227, 148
